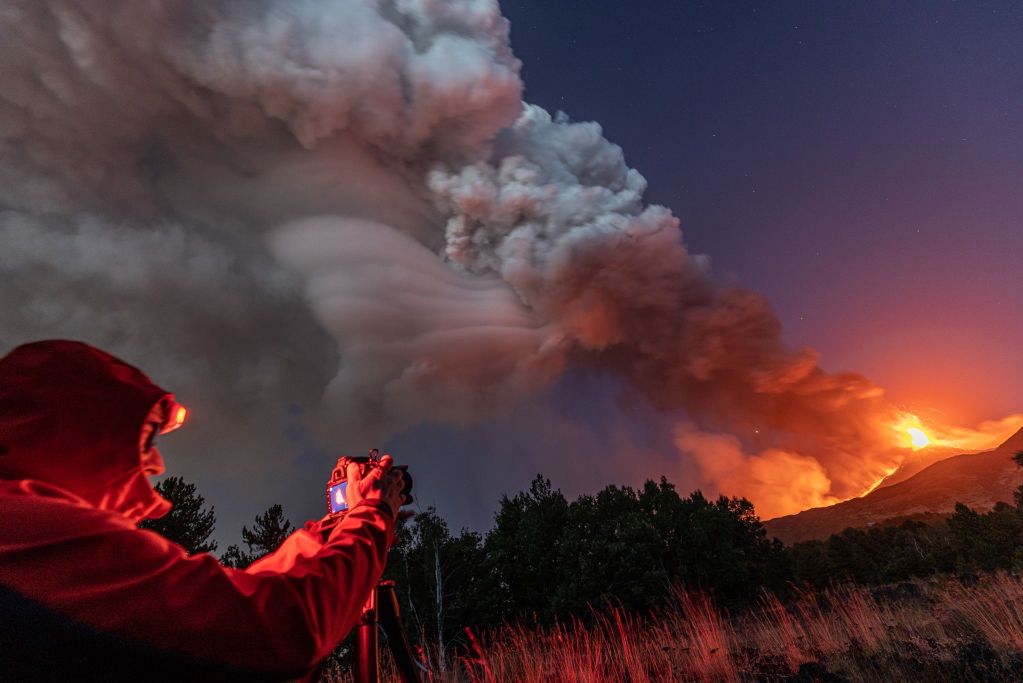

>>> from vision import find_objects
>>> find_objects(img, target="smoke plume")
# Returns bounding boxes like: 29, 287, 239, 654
0, 0, 1011, 524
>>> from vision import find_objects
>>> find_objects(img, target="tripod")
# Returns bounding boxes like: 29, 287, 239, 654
353, 580, 422, 683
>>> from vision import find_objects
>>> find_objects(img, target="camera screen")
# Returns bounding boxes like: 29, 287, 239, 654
328, 481, 349, 514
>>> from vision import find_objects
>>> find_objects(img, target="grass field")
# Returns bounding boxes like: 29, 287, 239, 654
339, 572, 1023, 682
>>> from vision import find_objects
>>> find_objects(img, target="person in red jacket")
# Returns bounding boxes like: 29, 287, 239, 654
0, 340, 408, 681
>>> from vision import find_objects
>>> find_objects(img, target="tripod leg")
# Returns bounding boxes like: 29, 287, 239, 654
353, 590, 379, 683
377, 582, 423, 683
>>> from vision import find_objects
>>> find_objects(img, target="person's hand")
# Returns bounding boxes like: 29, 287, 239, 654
344, 454, 406, 521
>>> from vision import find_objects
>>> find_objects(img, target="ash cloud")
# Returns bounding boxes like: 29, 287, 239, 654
0, 0, 953, 525
427, 105, 899, 505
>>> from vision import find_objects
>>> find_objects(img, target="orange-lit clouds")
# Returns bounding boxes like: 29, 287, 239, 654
674, 424, 839, 519
679, 410, 1023, 519
891, 411, 1023, 454
927, 414, 1023, 452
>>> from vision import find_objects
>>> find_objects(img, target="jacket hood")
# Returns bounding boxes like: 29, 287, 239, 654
0, 340, 173, 521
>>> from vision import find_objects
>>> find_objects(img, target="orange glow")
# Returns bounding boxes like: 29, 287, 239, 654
679, 410, 1023, 518
861, 465, 899, 497
889, 411, 1022, 453
855, 411, 1023, 499
892, 413, 932, 450
907, 427, 930, 449
928, 413, 1023, 452
159, 403, 188, 434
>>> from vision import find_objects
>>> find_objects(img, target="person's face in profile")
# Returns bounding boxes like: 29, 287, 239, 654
138, 408, 168, 478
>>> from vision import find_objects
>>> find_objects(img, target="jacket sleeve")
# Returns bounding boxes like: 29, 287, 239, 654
245, 524, 327, 575
0, 496, 395, 678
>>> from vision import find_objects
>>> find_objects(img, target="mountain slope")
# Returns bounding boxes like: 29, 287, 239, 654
765, 428, 1023, 544
872, 445, 964, 489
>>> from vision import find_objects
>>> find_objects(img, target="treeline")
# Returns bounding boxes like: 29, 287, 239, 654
791, 451, 1023, 588
791, 502, 1023, 587
384, 476, 789, 642
143, 450, 1023, 656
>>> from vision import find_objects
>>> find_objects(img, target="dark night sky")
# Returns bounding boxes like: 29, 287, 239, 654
385, 1, 1023, 530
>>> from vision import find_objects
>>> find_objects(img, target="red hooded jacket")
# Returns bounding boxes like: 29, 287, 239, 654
0, 340, 395, 681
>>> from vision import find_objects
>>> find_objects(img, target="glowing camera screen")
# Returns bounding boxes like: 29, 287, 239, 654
328, 481, 349, 514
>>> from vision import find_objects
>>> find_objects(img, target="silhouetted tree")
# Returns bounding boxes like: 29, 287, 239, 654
1013, 450, 1023, 508
485, 475, 569, 622
555, 484, 667, 615
221, 504, 293, 569
482, 475, 784, 621
386, 508, 492, 669
219, 544, 250, 569
639, 481, 788, 608
139, 476, 218, 555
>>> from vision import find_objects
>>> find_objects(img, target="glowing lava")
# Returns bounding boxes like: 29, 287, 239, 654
861, 465, 900, 497
858, 411, 1023, 499
892, 413, 934, 450
907, 427, 930, 450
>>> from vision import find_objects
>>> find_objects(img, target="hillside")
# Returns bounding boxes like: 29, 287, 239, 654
872, 445, 964, 489
765, 428, 1023, 544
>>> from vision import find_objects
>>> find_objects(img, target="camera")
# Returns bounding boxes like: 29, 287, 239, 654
322, 449, 412, 534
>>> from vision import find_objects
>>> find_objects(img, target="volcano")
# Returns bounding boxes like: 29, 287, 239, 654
764, 427, 1023, 544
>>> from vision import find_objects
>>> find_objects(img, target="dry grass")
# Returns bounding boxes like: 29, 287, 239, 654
328, 573, 1023, 682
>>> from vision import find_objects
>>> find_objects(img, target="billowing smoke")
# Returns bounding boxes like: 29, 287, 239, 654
0, 0, 1011, 524
424, 106, 900, 505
